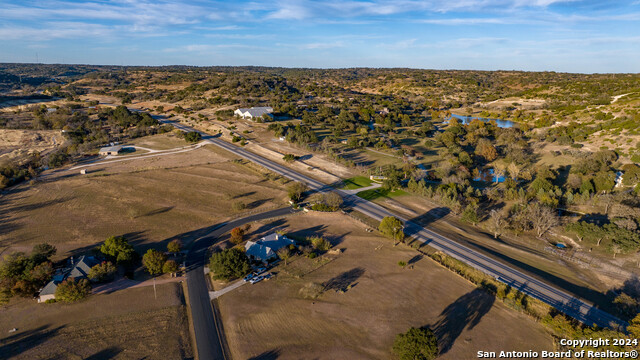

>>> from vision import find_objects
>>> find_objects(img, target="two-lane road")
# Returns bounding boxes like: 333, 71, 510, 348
161, 116, 626, 330
186, 207, 299, 360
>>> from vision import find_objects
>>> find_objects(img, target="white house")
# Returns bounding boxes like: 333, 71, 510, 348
245, 233, 294, 263
234, 107, 274, 120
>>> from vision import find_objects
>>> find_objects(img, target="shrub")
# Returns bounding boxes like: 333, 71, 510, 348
55, 278, 91, 302
232, 201, 246, 211
88, 261, 117, 283
183, 131, 202, 143
392, 327, 439, 360
163, 260, 179, 274
299, 282, 324, 299
379, 216, 405, 242
309, 236, 331, 251
283, 153, 298, 162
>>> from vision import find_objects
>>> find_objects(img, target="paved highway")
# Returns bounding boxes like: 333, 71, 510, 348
163, 117, 626, 330
186, 207, 299, 360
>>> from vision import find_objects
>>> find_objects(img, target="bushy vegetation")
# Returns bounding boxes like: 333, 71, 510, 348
379, 216, 405, 242
54, 278, 91, 303
88, 261, 117, 283
142, 249, 168, 275
0, 243, 56, 303
392, 327, 439, 360
100, 236, 137, 264
209, 248, 251, 281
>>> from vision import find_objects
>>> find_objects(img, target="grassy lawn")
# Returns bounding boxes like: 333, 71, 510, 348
356, 187, 407, 201
125, 133, 190, 150
0, 146, 288, 258
218, 212, 553, 359
0, 283, 192, 360
339, 176, 373, 190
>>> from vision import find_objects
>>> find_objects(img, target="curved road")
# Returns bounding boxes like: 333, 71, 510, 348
164, 116, 625, 331
186, 207, 299, 360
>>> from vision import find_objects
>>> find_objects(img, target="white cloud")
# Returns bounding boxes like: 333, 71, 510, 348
301, 41, 346, 49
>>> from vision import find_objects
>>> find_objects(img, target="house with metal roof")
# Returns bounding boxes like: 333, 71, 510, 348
37, 256, 99, 303
244, 233, 294, 263
234, 107, 274, 120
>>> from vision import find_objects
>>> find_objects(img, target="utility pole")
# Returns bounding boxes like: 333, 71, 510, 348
153, 276, 157, 300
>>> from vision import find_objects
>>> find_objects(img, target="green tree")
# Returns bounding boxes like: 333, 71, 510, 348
88, 261, 117, 282
30, 243, 57, 263
593, 171, 615, 193
230, 227, 245, 244
379, 216, 405, 242
55, 278, 91, 302
209, 248, 251, 280
283, 153, 298, 162
628, 313, 640, 339
183, 131, 202, 143
167, 239, 182, 254
287, 182, 308, 203
163, 260, 179, 274
100, 236, 136, 264
461, 203, 479, 225
392, 327, 439, 360
142, 249, 167, 275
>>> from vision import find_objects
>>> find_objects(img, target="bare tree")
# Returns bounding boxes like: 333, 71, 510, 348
489, 209, 506, 239
598, 193, 616, 215
529, 203, 559, 238
277, 247, 291, 265
507, 162, 520, 180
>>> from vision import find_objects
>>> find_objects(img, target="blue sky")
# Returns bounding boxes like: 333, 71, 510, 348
1, 0, 639, 73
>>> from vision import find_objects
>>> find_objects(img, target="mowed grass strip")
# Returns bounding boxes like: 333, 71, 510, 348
339, 176, 373, 190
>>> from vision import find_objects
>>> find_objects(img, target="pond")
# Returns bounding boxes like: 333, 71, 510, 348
473, 168, 506, 183
447, 114, 517, 129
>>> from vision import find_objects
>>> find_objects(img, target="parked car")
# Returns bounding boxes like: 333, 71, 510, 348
243, 273, 255, 282
250, 275, 264, 284
263, 273, 273, 280
254, 267, 267, 275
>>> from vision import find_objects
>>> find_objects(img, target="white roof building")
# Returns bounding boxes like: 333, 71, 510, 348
244, 233, 294, 263
234, 107, 274, 120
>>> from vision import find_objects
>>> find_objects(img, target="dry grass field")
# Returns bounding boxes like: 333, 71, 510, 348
218, 212, 554, 359
0, 283, 192, 360
0, 141, 288, 257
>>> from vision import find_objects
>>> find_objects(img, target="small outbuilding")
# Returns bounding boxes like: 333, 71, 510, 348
99, 145, 124, 156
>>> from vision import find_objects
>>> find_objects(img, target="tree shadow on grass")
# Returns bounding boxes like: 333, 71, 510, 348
249, 349, 281, 360
138, 206, 174, 218
323, 267, 365, 292
84, 346, 123, 360
430, 288, 494, 355
0, 324, 65, 359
